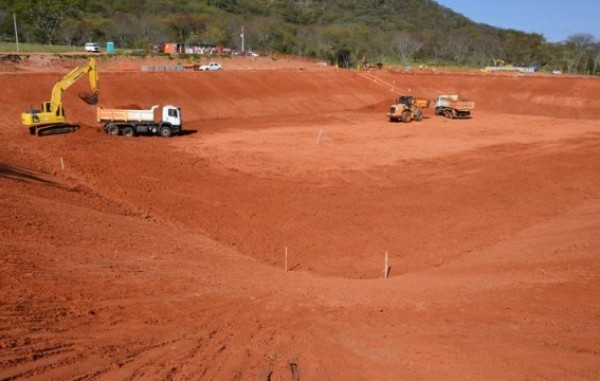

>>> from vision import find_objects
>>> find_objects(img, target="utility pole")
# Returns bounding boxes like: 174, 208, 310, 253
13, 12, 19, 52
240, 26, 245, 52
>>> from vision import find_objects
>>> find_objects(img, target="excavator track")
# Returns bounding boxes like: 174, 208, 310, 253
33, 124, 80, 137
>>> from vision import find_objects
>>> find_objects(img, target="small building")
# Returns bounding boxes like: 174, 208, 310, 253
160, 43, 185, 54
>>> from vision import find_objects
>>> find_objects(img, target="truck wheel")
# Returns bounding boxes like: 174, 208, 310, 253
160, 126, 172, 138
108, 125, 120, 135
401, 111, 412, 123
435, 107, 442, 116
443, 110, 452, 119
122, 126, 135, 137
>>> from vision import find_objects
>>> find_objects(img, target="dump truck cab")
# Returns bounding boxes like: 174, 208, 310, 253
161, 105, 182, 128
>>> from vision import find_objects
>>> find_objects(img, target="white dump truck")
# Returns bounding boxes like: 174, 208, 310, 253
98, 105, 182, 137
433, 95, 474, 119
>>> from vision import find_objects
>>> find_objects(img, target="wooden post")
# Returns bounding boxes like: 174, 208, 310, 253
316, 129, 323, 144
285, 246, 288, 272
384, 251, 388, 279
13, 12, 19, 52
60, 157, 65, 170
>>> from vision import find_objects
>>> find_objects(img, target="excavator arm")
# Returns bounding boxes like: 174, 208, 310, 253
50, 57, 99, 111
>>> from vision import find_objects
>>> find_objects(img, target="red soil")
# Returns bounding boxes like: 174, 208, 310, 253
1, 55, 599, 380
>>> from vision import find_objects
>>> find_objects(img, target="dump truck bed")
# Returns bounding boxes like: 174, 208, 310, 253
97, 106, 159, 123
415, 98, 431, 108
435, 95, 474, 111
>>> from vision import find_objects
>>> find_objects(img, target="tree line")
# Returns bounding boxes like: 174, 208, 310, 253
1, 0, 599, 74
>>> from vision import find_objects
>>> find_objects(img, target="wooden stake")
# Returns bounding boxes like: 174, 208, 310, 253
60, 157, 65, 170
316, 129, 323, 144
384, 251, 388, 279
285, 246, 288, 272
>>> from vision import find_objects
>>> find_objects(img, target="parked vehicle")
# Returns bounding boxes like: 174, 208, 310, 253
85, 42, 100, 53
98, 105, 182, 137
387, 96, 430, 123
196, 62, 222, 71
434, 95, 474, 119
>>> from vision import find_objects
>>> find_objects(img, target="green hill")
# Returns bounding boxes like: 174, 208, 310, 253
1, 0, 597, 73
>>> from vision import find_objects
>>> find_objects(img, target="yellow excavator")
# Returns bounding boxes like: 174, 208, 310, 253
21, 58, 99, 136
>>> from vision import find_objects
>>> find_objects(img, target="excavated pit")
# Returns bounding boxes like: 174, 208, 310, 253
1, 56, 599, 380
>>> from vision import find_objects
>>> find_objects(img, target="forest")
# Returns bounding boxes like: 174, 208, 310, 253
1, 0, 599, 74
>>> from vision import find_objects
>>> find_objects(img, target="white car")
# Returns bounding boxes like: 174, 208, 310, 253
197, 62, 222, 71
84, 42, 100, 53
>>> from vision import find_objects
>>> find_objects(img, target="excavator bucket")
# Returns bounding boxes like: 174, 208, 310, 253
79, 91, 98, 105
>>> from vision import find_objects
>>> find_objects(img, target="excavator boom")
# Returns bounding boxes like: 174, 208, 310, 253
50, 58, 99, 109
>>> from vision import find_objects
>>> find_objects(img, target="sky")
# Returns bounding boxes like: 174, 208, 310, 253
435, 0, 600, 43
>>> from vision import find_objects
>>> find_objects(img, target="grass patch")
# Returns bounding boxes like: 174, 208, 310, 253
0, 42, 80, 53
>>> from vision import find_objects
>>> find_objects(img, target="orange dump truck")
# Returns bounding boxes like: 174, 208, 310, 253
433, 95, 474, 119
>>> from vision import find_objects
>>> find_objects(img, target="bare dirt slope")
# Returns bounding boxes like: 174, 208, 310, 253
1, 56, 599, 380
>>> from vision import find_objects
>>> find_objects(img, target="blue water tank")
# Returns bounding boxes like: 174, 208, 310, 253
106, 42, 115, 54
